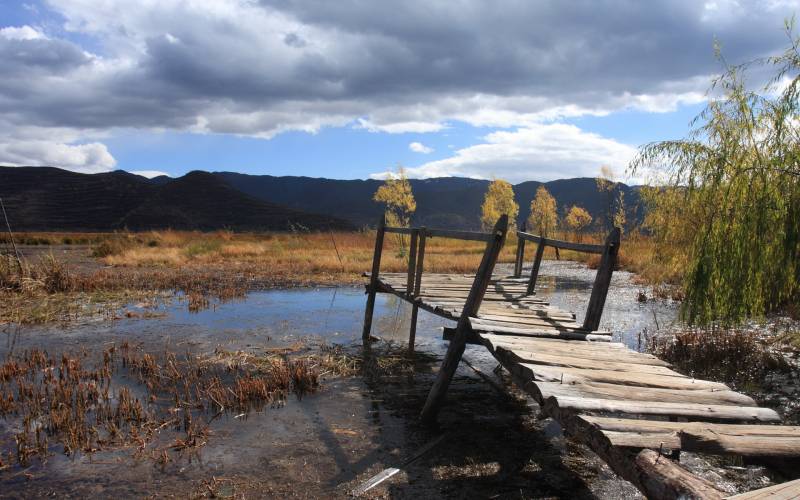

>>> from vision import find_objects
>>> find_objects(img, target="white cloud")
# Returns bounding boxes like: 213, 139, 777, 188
374, 124, 638, 183
0, 25, 47, 40
409, 141, 434, 154
0, 139, 116, 174
0, 0, 793, 172
129, 170, 170, 178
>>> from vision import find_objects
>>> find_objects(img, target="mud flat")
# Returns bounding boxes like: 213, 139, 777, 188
0, 261, 790, 497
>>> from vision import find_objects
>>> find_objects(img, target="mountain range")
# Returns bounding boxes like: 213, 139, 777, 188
0, 166, 643, 232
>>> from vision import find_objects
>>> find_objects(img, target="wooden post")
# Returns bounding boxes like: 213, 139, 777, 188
513, 221, 526, 278
406, 229, 419, 295
408, 228, 426, 353
362, 214, 386, 341
526, 238, 546, 295
420, 215, 508, 424
582, 227, 621, 332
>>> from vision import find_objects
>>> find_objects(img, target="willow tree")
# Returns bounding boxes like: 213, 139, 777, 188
481, 179, 519, 230
631, 28, 800, 324
528, 186, 558, 237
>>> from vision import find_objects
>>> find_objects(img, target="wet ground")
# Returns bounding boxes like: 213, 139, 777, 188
0, 261, 787, 498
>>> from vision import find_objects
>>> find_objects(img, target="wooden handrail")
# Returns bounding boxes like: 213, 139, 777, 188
384, 225, 493, 242
516, 232, 606, 254
517, 227, 621, 332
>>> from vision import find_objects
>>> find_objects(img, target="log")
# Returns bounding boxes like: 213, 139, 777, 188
633, 449, 724, 500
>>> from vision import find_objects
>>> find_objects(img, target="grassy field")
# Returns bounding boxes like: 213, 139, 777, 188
0, 229, 668, 323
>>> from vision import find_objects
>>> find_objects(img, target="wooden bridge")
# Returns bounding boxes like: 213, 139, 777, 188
362, 214, 800, 499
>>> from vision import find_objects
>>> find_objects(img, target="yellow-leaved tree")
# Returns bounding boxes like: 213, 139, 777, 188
373, 167, 416, 228
564, 205, 592, 241
480, 179, 518, 230
527, 186, 558, 237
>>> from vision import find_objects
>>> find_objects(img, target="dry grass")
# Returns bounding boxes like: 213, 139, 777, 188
0, 343, 330, 470
647, 327, 790, 391
1, 229, 666, 324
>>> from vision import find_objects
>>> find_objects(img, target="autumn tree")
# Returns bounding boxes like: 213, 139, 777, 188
374, 167, 417, 256
564, 205, 592, 241
527, 186, 558, 237
480, 179, 519, 230
373, 167, 416, 228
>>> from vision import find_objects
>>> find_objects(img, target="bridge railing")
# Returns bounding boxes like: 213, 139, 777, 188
362, 214, 507, 351
513, 226, 621, 332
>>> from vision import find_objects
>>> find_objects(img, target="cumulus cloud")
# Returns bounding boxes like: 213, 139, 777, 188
0, 25, 47, 40
0, 140, 116, 174
0, 0, 796, 173
409, 141, 434, 154
374, 124, 638, 183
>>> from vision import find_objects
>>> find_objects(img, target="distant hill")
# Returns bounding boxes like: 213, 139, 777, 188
216, 172, 643, 231
0, 166, 643, 232
0, 167, 354, 231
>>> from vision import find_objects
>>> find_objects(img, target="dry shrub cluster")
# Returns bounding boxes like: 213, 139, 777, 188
647, 327, 790, 391
0, 344, 322, 470
0, 254, 75, 294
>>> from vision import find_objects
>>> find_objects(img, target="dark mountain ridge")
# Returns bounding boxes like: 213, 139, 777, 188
0, 166, 642, 232
216, 172, 643, 230
0, 167, 354, 231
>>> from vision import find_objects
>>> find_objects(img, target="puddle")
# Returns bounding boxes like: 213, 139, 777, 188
0, 262, 697, 498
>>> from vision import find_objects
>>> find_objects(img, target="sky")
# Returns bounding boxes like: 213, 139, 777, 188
0, 0, 797, 183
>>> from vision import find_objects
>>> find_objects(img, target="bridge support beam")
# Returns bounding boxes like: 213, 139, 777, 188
420, 215, 508, 424
362, 214, 386, 341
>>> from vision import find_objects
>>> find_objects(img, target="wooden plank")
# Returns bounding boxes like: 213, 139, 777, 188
490, 342, 672, 368
542, 395, 780, 422
517, 362, 731, 391
470, 321, 612, 339
526, 382, 757, 407
471, 317, 604, 334
482, 333, 632, 352
581, 416, 799, 437
678, 430, 800, 458
727, 479, 800, 499
497, 348, 683, 377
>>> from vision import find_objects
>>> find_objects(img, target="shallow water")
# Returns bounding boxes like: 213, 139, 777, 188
0, 261, 696, 498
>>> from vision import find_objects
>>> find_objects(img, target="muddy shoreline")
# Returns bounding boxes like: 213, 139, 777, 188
1, 260, 798, 498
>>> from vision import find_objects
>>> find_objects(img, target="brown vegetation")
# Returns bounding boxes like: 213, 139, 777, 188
0, 343, 330, 469
647, 327, 790, 392
1, 229, 665, 324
